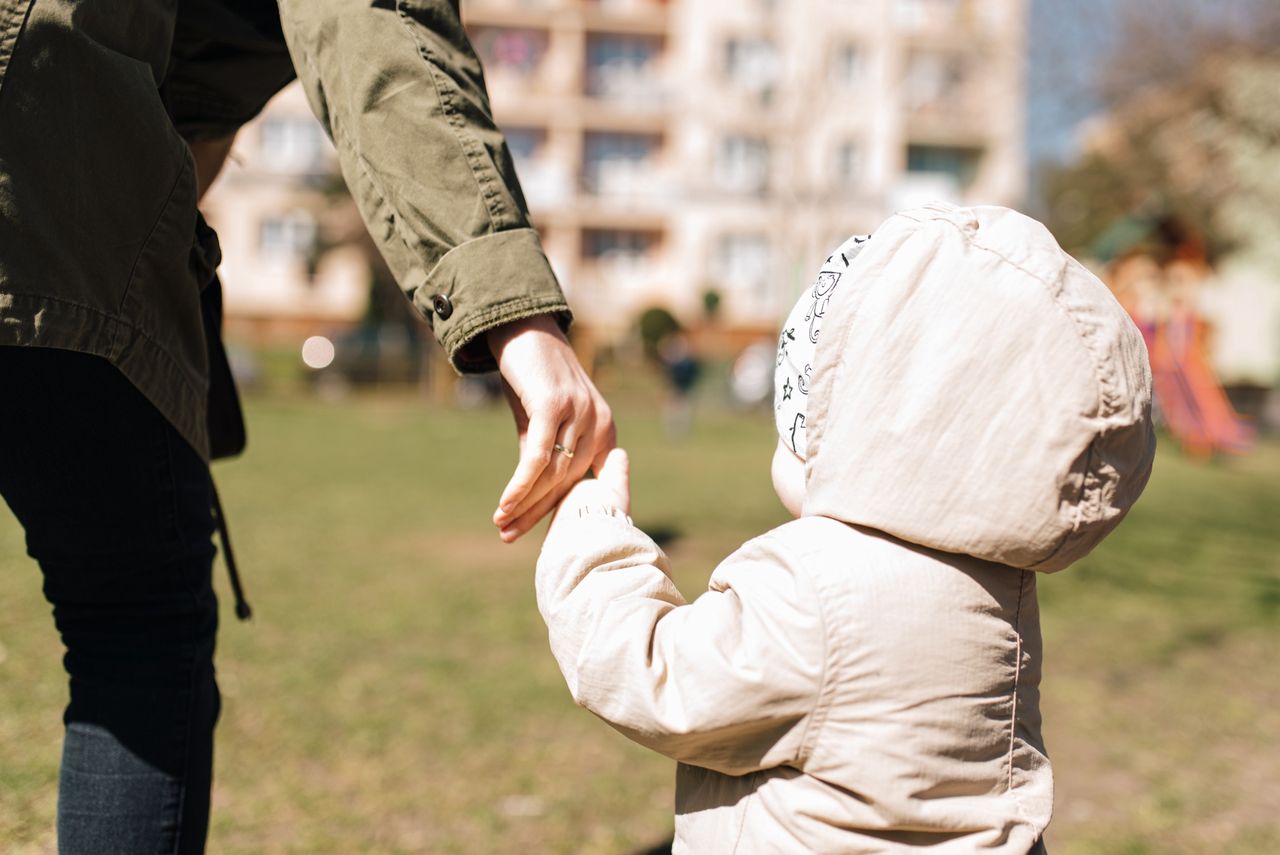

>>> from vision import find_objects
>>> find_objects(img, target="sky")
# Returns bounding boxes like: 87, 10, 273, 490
1025, 0, 1120, 169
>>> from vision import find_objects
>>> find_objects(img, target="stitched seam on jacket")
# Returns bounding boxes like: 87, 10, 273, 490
1006, 572, 1025, 789
0, 291, 208, 455
1005, 571, 1037, 828
394, 2, 505, 230
446, 294, 571, 371
727, 773, 756, 854
978, 242, 1116, 418
924, 213, 1115, 420
921, 212, 1118, 568
0, 290, 202, 391
0, 0, 34, 105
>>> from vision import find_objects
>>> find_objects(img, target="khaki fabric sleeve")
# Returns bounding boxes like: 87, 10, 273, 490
536, 515, 827, 776
277, 0, 569, 372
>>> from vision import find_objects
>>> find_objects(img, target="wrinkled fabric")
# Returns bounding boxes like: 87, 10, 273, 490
804, 203, 1156, 571
536, 203, 1154, 852
0, 0, 568, 457
537, 513, 1050, 854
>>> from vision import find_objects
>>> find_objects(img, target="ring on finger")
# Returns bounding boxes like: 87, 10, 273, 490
553, 442, 575, 459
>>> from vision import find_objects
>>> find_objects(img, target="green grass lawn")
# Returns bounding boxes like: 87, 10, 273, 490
1, 385, 1278, 854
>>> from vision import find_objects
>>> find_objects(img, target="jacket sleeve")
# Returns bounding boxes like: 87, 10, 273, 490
277, 0, 570, 372
536, 512, 827, 776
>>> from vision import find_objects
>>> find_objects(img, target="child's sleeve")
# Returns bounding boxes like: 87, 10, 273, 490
536, 511, 826, 776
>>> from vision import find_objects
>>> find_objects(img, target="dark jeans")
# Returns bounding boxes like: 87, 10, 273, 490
0, 346, 219, 854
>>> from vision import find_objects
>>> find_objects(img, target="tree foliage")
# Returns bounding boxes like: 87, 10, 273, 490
1040, 0, 1280, 265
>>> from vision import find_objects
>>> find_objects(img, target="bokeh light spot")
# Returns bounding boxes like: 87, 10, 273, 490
301, 335, 336, 370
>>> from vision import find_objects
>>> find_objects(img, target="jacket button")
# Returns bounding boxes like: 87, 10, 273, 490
430, 293, 453, 320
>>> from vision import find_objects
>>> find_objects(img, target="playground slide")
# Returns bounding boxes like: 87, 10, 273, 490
1145, 313, 1254, 457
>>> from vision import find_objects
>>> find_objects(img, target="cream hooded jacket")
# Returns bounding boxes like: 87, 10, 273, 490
536, 203, 1155, 853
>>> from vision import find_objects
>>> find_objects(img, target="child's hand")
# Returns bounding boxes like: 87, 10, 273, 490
549, 448, 631, 530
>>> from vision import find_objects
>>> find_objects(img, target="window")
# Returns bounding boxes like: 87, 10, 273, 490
902, 50, 971, 112
502, 127, 545, 166
583, 132, 661, 196
259, 212, 317, 260
829, 43, 863, 88
716, 135, 770, 195
834, 141, 862, 186
723, 38, 778, 94
259, 117, 328, 173
503, 127, 567, 208
582, 229, 659, 268
894, 0, 961, 30
715, 234, 772, 299
906, 144, 981, 188
586, 34, 663, 102
589, 0, 668, 10
470, 27, 547, 75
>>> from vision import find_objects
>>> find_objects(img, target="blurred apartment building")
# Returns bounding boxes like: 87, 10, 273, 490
203, 0, 1027, 346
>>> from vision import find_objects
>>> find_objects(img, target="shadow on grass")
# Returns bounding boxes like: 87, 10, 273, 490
637, 523, 683, 550
629, 838, 673, 855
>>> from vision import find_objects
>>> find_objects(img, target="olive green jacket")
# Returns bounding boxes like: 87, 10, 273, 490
0, 0, 568, 458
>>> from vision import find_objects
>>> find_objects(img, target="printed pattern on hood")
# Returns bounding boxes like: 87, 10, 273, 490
775, 234, 871, 458
803, 202, 1156, 572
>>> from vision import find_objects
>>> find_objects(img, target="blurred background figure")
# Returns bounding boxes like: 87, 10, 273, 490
656, 332, 702, 438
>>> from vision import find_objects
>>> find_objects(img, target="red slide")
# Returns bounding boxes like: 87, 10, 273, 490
1145, 309, 1254, 457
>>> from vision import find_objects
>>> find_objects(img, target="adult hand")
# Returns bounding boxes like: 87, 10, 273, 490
489, 315, 616, 542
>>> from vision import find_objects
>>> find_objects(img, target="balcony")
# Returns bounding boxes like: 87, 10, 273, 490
721, 36, 780, 109
469, 26, 553, 96
517, 161, 574, 210
585, 33, 668, 110
713, 135, 771, 198
582, 0, 669, 36
900, 49, 995, 144
581, 132, 675, 204
893, 0, 1005, 39
462, 0, 561, 28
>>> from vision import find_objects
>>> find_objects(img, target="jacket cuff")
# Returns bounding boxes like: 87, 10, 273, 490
541, 505, 650, 565
414, 228, 571, 374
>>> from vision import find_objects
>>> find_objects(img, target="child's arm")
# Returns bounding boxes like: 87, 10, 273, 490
536, 451, 826, 776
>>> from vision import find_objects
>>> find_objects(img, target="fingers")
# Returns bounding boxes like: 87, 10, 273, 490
488, 315, 620, 541
498, 415, 593, 529
590, 400, 617, 473
596, 448, 631, 514
498, 477, 575, 543
495, 408, 560, 523
505, 446, 631, 542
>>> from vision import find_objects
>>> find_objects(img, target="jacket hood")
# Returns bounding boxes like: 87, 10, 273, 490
802, 203, 1155, 572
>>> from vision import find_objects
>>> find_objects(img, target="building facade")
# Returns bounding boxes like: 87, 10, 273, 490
204, 0, 1027, 346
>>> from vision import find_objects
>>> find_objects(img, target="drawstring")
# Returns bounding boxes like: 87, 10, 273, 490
211, 480, 252, 621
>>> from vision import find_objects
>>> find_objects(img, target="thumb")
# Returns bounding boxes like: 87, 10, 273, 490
597, 448, 630, 513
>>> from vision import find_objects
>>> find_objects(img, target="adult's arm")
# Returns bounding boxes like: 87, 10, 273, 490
276, 0, 567, 371
279, 1, 614, 535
